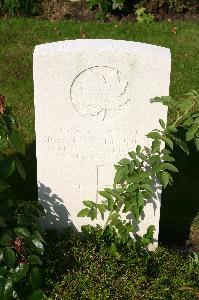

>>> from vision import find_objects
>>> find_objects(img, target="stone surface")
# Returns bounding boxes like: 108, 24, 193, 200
33, 39, 171, 244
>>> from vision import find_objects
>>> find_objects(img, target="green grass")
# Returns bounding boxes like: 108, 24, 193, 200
0, 18, 198, 244
43, 229, 199, 299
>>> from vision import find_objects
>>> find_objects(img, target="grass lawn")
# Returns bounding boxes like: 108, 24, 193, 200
0, 18, 199, 244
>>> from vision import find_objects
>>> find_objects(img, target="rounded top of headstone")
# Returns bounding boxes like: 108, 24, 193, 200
34, 39, 171, 60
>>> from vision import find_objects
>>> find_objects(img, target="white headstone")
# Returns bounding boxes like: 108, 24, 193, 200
33, 39, 171, 244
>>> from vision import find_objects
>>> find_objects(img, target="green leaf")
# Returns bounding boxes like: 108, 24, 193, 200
163, 163, 179, 173
141, 184, 154, 195
196, 129, 199, 138
132, 202, 139, 220
15, 157, 26, 180
0, 278, 5, 294
162, 149, 171, 155
97, 204, 106, 214
109, 212, 119, 222
178, 98, 193, 112
166, 126, 177, 133
159, 119, 165, 129
28, 255, 42, 266
137, 191, 144, 213
194, 137, 199, 151
0, 159, 15, 179
9, 131, 25, 155
137, 153, 147, 161
129, 161, 135, 173
3, 248, 16, 268
114, 165, 128, 185
9, 263, 29, 283
186, 124, 199, 141
192, 112, 199, 118
107, 197, 114, 211
183, 118, 193, 127
172, 137, 189, 155
146, 132, 161, 140
152, 139, 161, 153
126, 184, 139, 193
0, 234, 12, 246
128, 151, 136, 159
158, 171, 170, 188
142, 225, 155, 245
108, 243, 120, 258
151, 96, 171, 106
77, 208, 89, 218
87, 207, 97, 220
152, 162, 162, 173
117, 158, 129, 166
29, 290, 43, 300
4, 279, 13, 300
82, 200, 95, 208
0, 266, 7, 278
193, 117, 199, 124
148, 155, 161, 165
134, 158, 141, 168
104, 188, 123, 202
30, 267, 41, 289
126, 174, 140, 184
81, 225, 93, 235
98, 190, 112, 199
136, 145, 141, 153
31, 239, 44, 255
14, 227, 31, 238
162, 136, 173, 149
162, 154, 175, 162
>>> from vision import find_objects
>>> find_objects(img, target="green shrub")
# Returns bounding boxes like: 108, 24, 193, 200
78, 91, 199, 254
0, 95, 45, 300
0, 0, 40, 17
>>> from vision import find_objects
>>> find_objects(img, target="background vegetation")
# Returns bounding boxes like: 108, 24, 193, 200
0, 0, 198, 19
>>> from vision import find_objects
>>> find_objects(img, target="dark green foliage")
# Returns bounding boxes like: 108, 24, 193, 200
0, 0, 40, 17
0, 97, 44, 299
87, 0, 198, 19
44, 229, 199, 300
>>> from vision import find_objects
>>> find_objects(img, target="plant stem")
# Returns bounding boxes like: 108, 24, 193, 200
172, 103, 195, 126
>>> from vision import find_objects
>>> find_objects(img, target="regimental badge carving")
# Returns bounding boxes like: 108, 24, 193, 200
70, 66, 133, 121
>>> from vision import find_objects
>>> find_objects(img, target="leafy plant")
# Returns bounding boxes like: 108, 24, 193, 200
0, 0, 39, 17
135, 6, 154, 23
0, 95, 44, 299
87, 0, 125, 19
188, 252, 199, 273
78, 91, 199, 252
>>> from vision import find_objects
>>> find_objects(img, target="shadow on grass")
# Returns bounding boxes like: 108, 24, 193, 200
159, 136, 199, 247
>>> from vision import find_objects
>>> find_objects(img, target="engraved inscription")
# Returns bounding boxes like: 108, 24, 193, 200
70, 66, 132, 121
38, 128, 148, 161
